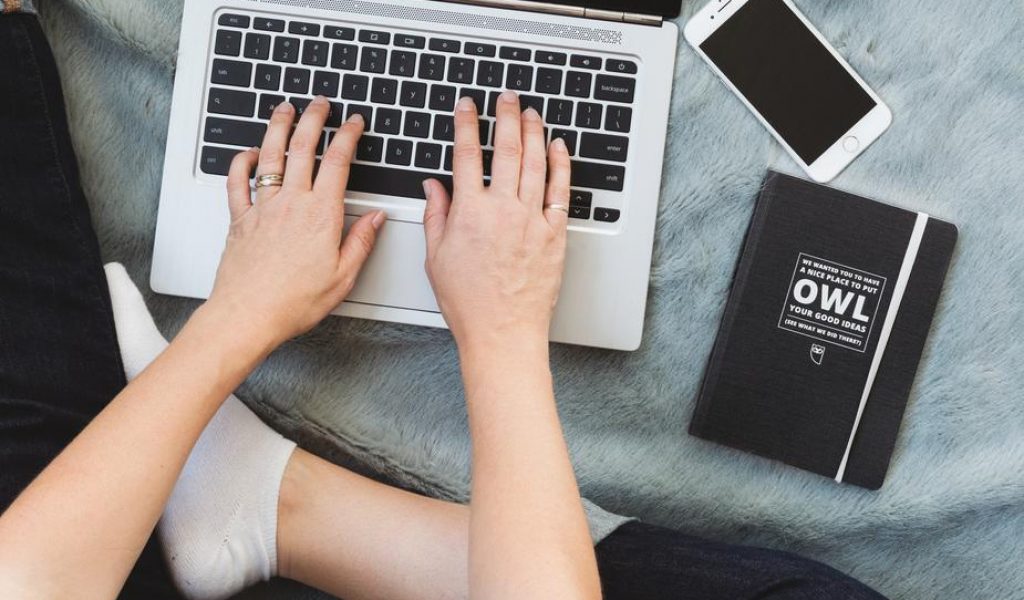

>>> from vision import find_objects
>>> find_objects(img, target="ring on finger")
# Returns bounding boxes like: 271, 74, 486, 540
255, 174, 285, 189
544, 203, 569, 214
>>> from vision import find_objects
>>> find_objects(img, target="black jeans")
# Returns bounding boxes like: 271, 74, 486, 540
0, 13, 885, 600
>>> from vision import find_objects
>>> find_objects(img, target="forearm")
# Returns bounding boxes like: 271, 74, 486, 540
459, 334, 600, 600
0, 302, 272, 598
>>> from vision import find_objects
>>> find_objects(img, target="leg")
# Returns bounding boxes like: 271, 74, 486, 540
0, 12, 179, 599
595, 522, 888, 600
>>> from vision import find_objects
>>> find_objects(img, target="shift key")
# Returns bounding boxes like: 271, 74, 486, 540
570, 160, 625, 191
579, 132, 629, 162
203, 117, 267, 148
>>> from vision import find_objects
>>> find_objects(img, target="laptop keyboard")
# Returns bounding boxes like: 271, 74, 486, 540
201, 10, 639, 224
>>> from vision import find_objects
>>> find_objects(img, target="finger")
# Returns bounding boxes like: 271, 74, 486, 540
313, 112, 364, 199
452, 96, 484, 194
543, 137, 572, 231
489, 90, 523, 194
422, 178, 451, 258
227, 147, 259, 220
338, 210, 387, 286
518, 107, 547, 209
256, 101, 295, 199
283, 95, 330, 190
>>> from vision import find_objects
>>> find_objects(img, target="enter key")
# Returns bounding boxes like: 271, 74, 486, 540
579, 132, 630, 162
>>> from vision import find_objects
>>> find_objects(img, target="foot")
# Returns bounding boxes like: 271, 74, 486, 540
105, 263, 297, 600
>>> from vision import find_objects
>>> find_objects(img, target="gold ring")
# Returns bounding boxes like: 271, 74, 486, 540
544, 203, 570, 213
255, 174, 284, 189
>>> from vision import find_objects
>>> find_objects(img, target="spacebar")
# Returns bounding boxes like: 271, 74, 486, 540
346, 164, 453, 200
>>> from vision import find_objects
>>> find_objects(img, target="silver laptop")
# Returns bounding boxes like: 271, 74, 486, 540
152, 0, 680, 350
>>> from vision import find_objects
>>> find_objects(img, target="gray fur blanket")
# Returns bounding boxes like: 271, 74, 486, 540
34, 0, 1024, 598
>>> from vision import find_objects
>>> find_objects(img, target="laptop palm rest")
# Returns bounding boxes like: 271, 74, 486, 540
343, 215, 440, 313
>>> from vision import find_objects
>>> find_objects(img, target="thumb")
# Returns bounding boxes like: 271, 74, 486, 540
422, 178, 450, 256
338, 210, 386, 281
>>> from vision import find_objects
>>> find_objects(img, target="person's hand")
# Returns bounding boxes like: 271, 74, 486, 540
422, 91, 572, 351
206, 96, 385, 349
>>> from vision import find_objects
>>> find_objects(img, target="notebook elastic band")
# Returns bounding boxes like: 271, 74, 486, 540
835, 212, 929, 483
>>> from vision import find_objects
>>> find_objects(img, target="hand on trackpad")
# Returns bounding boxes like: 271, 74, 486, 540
342, 215, 439, 313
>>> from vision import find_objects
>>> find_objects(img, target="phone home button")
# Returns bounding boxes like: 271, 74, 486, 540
842, 136, 860, 153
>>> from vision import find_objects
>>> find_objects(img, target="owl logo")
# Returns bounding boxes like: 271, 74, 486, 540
810, 344, 826, 366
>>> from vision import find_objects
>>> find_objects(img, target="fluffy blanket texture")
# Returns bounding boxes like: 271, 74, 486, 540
33, 0, 1023, 598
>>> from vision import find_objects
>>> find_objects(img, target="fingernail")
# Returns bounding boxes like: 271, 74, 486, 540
522, 107, 540, 121
372, 210, 387, 229
274, 101, 293, 114
500, 90, 518, 104
250, 146, 260, 152
551, 137, 567, 152
312, 95, 328, 105
347, 112, 364, 125
456, 96, 475, 112
422, 179, 436, 201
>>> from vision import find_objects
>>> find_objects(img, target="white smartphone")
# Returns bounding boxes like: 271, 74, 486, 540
684, 0, 892, 183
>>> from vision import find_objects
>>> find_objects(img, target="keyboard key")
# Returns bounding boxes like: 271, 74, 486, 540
386, 138, 413, 165
207, 87, 255, 117
580, 132, 629, 162
570, 190, 593, 207
465, 42, 496, 57
476, 61, 504, 87
486, 91, 500, 117
200, 146, 239, 175
444, 145, 454, 171
500, 46, 531, 61
594, 207, 621, 222
447, 58, 475, 85
290, 97, 312, 119
575, 102, 602, 129
395, 34, 425, 49
283, 68, 310, 94
244, 33, 271, 60
400, 81, 427, 107
481, 149, 494, 176
535, 68, 562, 95
371, 78, 398, 104
325, 26, 355, 40
546, 98, 573, 126
459, 88, 486, 113
594, 75, 636, 103
342, 74, 369, 100
604, 105, 632, 133
389, 50, 417, 77
356, 135, 384, 162
313, 71, 340, 97
218, 13, 250, 28
204, 117, 266, 148
347, 104, 373, 129
359, 30, 390, 45
331, 43, 358, 70
404, 111, 431, 138
478, 120, 490, 146
256, 64, 284, 91
570, 54, 601, 70
273, 37, 300, 63
347, 163, 451, 198
429, 38, 461, 53
550, 129, 577, 154
257, 94, 286, 119
571, 161, 624, 191
360, 47, 386, 73
432, 115, 454, 141
565, 71, 592, 98
605, 59, 638, 74
375, 108, 401, 134
211, 59, 251, 87
302, 40, 329, 66
215, 30, 242, 56
535, 50, 566, 65
283, 21, 314, 36
506, 64, 533, 91
568, 205, 591, 220
326, 101, 344, 127
429, 84, 457, 112
418, 54, 445, 80
253, 17, 285, 32
415, 142, 443, 169
519, 94, 543, 116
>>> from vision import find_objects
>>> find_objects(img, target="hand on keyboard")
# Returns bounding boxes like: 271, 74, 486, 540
422, 91, 571, 350
206, 96, 386, 348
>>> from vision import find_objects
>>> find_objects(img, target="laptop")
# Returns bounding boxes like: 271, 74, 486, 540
152, 0, 681, 351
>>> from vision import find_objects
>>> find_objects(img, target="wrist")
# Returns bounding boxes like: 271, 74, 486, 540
456, 328, 551, 383
187, 300, 281, 363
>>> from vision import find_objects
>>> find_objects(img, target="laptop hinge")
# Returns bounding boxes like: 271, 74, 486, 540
443, 0, 663, 26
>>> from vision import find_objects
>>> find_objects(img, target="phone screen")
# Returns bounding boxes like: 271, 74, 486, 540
700, 0, 877, 164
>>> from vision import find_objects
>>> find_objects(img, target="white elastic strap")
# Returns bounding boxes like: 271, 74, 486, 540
835, 212, 929, 483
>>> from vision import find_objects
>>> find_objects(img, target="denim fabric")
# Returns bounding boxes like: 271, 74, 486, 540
0, 13, 179, 600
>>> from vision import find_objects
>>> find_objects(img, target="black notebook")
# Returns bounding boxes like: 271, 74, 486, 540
690, 171, 958, 489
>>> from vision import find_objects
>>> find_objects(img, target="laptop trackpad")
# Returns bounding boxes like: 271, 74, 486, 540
343, 215, 440, 313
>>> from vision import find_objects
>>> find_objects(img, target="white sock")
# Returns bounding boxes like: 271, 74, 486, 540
104, 263, 297, 600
